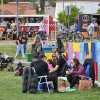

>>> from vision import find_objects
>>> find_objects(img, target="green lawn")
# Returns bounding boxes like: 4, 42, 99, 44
0, 45, 30, 60
0, 71, 100, 100
0, 44, 100, 100
0, 45, 16, 57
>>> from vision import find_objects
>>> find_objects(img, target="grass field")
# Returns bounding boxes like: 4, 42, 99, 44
0, 44, 100, 100
0, 71, 100, 100
0, 45, 31, 60
0, 45, 16, 57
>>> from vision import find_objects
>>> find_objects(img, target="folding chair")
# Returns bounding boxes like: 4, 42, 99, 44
38, 75, 54, 93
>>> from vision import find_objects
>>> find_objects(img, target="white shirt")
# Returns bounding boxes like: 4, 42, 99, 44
39, 22, 46, 32
87, 23, 95, 35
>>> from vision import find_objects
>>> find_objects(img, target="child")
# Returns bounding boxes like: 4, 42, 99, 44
15, 62, 24, 76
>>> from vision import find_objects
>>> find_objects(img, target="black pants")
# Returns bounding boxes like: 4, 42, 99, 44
67, 75, 80, 88
22, 67, 38, 93
48, 72, 58, 91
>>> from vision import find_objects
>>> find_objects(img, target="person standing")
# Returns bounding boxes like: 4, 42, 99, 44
87, 19, 95, 40
31, 35, 43, 59
22, 34, 28, 54
15, 35, 25, 58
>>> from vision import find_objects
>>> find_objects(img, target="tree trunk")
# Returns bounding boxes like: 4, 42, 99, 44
40, 0, 45, 14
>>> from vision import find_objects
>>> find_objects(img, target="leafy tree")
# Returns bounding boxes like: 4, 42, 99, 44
97, 8, 100, 14
57, 11, 68, 26
57, 5, 79, 27
0, 0, 11, 4
29, 0, 45, 14
29, 0, 56, 14
40, 0, 45, 14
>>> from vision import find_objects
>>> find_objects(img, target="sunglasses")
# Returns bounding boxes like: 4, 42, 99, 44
52, 55, 56, 57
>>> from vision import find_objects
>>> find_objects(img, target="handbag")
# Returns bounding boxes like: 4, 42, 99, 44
58, 77, 70, 92
78, 79, 93, 91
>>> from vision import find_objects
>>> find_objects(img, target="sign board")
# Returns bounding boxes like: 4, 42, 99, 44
79, 14, 91, 32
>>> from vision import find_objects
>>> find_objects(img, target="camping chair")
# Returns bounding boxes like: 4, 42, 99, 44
0, 32, 3, 40
38, 75, 54, 93
1, 33, 7, 40
7, 34, 13, 40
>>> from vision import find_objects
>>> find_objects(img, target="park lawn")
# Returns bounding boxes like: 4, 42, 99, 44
0, 71, 100, 100
0, 45, 29, 60
0, 45, 16, 57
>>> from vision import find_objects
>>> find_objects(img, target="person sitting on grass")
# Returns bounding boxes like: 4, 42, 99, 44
15, 62, 24, 76
66, 58, 85, 91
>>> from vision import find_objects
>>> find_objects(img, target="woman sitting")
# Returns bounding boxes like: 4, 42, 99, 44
66, 58, 85, 91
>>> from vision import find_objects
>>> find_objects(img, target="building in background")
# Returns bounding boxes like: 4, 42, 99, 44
0, 2, 36, 15
55, 0, 100, 18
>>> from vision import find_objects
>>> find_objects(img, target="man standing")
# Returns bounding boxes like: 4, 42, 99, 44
87, 19, 95, 40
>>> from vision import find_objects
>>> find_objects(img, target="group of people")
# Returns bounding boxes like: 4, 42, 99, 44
0, 17, 47, 40
0, 20, 17, 39
22, 35, 95, 93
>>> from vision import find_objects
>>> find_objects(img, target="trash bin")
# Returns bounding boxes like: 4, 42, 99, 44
26, 53, 32, 62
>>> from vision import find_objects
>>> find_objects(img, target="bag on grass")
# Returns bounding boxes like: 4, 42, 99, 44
78, 79, 93, 91
58, 77, 70, 92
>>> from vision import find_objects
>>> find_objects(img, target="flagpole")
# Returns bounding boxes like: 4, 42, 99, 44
16, 0, 19, 37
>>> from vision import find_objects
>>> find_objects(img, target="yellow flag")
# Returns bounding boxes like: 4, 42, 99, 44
73, 42, 80, 52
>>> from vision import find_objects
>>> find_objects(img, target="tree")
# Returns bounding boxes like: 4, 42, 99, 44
57, 5, 80, 27
97, 8, 100, 14
57, 11, 68, 26
29, 0, 45, 14
40, 0, 45, 14
0, 0, 12, 4
29, 0, 56, 14
49, 0, 56, 7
